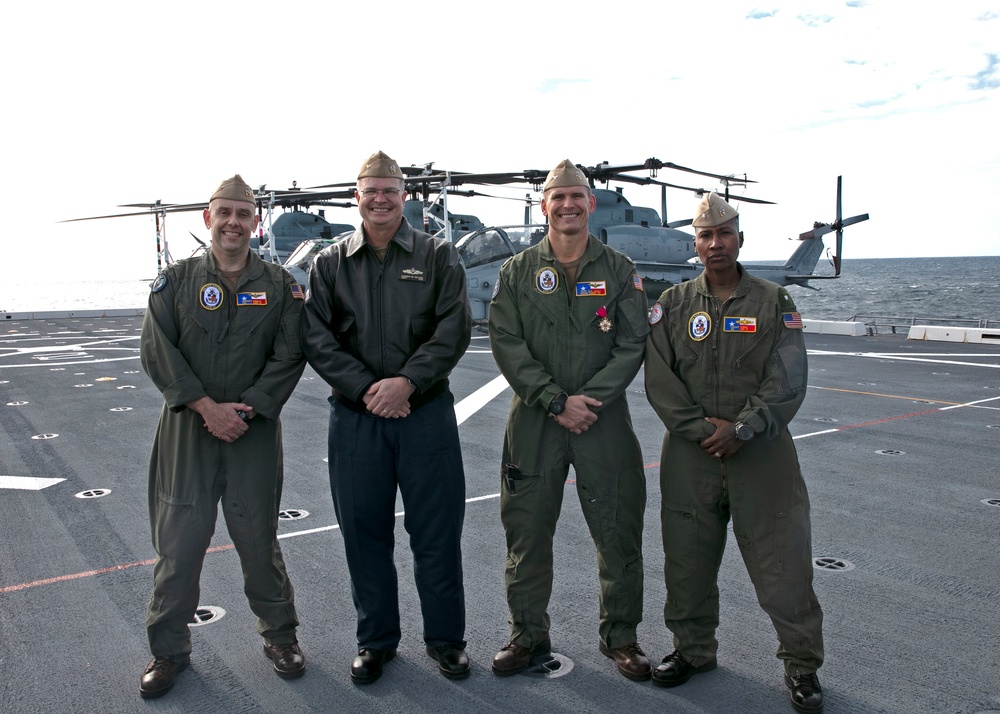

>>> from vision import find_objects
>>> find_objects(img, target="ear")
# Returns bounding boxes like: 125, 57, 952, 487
203, 208, 212, 229
739, 230, 744, 246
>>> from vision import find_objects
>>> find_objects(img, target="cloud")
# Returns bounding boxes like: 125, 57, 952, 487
537, 78, 591, 94
971, 53, 1000, 90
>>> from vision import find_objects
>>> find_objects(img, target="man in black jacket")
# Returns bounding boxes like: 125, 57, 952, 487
301, 151, 472, 684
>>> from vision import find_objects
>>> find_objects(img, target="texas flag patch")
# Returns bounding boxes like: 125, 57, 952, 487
783, 311, 803, 329
237, 292, 268, 306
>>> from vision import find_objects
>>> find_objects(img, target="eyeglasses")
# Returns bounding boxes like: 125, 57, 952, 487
359, 188, 401, 198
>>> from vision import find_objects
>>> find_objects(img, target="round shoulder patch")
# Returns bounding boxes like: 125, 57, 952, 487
535, 267, 558, 295
150, 273, 167, 293
200, 283, 224, 310
648, 302, 664, 325
688, 311, 711, 341
492, 277, 501, 301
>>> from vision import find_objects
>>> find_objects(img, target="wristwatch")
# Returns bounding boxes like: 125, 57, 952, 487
547, 392, 568, 416
734, 421, 754, 441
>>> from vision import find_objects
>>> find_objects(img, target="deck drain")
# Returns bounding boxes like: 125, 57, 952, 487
931, 372, 950, 376
520, 652, 574, 679
190, 606, 226, 626
123, 370, 141, 374
116, 385, 136, 390
875, 449, 905, 456
814, 557, 855, 572
32, 433, 58, 440
279, 509, 310, 520
110, 407, 133, 412
73, 384, 93, 388
76, 489, 111, 499
981, 499, 1000, 508
814, 417, 838, 423
7, 401, 29, 406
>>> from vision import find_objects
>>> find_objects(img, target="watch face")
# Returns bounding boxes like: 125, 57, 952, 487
736, 423, 753, 440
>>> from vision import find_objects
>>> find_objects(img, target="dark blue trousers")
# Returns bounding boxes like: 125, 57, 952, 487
327, 390, 467, 650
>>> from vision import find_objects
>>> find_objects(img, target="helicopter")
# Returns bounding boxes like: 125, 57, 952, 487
363, 159, 869, 321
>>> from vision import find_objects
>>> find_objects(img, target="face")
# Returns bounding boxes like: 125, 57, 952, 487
540, 185, 595, 237
204, 199, 258, 259
694, 218, 742, 274
355, 177, 407, 232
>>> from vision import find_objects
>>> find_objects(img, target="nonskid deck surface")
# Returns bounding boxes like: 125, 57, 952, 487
1, 316, 998, 714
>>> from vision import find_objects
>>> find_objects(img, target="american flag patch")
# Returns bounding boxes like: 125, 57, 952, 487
290, 284, 305, 300
633, 274, 643, 291
783, 311, 803, 329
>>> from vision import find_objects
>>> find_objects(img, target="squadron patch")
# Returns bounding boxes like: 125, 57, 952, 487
491, 278, 501, 300
535, 267, 558, 294
723, 316, 757, 332
688, 311, 711, 341
237, 292, 267, 306
400, 267, 426, 282
200, 283, 224, 310
150, 273, 167, 293
648, 302, 664, 325
576, 281, 606, 297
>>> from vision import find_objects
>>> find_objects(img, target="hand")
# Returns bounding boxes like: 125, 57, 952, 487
553, 394, 602, 434
187, 397, 252, 443
699, 417, 743, 460
364, 377, 413, 418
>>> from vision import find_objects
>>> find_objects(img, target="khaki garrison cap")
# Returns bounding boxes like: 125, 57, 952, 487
543, 159, 588, 192
692, 192, 739, 228
210, 174, 256, 205
358, 151, 403, 180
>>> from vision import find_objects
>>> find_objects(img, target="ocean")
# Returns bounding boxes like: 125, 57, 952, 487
2, 256, 998, 322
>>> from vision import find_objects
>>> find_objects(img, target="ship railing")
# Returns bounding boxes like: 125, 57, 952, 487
847, 314, 1000, 336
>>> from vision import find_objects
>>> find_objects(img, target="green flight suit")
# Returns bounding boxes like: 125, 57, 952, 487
140, 249, 306, 660
488, 234, 650, 649
644, 266, 824, 676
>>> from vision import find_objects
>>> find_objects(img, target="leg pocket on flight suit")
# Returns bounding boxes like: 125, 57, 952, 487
738, 502, 809, 603
661, 502, 699, 577
153, 490, 199, 557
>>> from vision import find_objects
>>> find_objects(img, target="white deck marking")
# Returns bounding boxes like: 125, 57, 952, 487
808, 349, 1000, 369
0, 476, 66, 491
454, 374, 510, 426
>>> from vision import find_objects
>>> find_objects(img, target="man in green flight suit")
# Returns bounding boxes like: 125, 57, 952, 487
138, 175, 307, 698
488, 159, 651, 682
644, 192, 825, 713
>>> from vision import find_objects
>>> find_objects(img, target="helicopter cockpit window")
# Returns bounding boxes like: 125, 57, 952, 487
456, 229, 514, 269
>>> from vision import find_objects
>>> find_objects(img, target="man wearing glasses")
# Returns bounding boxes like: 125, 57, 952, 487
301, 151, 472, 684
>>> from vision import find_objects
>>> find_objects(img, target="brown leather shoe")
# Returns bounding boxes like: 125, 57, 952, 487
491, 637, 552, 677
599, 641, 651, 681
139, 656, 189, 699
263, 642, 305, 679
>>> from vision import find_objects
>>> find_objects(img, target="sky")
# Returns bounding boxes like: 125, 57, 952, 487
2, 0, 998, 286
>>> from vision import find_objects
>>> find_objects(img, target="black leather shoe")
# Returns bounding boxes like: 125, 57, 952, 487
350, 647, 396, 684
785, 672, 824, 713
139, 656, 189, 699
599, 641, 651, 681
651, 650, 717, 688
491, 637, 551, 677
426, 643, 471, 680
263, 642, 305, 679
